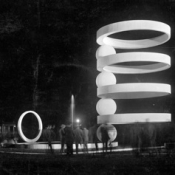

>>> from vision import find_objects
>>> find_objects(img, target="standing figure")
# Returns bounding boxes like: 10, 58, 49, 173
83, 127, 89, 153
88, 124, 99, 152
144, 122, 157, 154
42, 125, 54, 154
64, 124, 74, 156
59, 124, 66, 153
74, 126, 83, 154
101, 125, 110, 153
131, 123, 143, 155
51, 125, 56, 141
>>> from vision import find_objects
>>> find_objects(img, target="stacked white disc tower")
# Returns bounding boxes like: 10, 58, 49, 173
96, 20, 171, 124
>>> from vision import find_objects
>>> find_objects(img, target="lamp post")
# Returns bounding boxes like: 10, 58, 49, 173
76, 118, 80, 127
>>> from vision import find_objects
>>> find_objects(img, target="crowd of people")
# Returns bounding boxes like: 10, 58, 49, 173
0, 123, 112, 155
57, 123, 112, 156
58, 123, 90, 155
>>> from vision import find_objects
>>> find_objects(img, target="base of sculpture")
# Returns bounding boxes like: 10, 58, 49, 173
15, 141, 118, 152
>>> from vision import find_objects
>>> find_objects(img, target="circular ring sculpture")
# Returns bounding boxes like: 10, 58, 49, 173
17, 111, 43, 143
97, 113, 171, 124
97, 20, 171, 49
96, 20, 171, 124
97, 52, 171, 74
97, 83, 171, 99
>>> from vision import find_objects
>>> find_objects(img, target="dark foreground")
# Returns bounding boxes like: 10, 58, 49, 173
0, 151, 175, 175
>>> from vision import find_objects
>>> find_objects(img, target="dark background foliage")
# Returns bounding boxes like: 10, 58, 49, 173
0, 0, 175, 132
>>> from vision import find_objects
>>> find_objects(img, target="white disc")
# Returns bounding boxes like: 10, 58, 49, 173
96, 45, 116, 59
96, 71, 116, 87
96, 98, 117, 115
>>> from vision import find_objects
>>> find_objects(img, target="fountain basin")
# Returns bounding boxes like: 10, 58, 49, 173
16, 141, 118, 150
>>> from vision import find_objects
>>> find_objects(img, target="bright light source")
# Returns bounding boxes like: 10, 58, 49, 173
76, 119, 80, 123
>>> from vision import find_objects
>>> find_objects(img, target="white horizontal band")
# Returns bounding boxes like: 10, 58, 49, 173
97, 113, 171, 124
97, 83, 171, 99
97, 20, 171, 49
97, 52, 171, 74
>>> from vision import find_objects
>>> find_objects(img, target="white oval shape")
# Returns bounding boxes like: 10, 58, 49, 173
17, 111, 43, 143
97, 52, 171, 74
97, 20, 171, 49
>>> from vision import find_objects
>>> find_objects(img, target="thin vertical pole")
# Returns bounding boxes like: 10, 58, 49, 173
71, 95, 74, 129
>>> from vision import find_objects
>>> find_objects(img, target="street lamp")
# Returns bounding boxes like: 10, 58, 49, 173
76, 119, 80, 127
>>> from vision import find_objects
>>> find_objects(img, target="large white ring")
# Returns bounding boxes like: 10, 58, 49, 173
97, 83, 171, 99
97, 52, 171, 74
97, 20, 171, 49
17, 111, 43, 143
97, 113, 171, 124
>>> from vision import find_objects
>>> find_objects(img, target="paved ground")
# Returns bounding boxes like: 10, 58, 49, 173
0, 149, 175, 174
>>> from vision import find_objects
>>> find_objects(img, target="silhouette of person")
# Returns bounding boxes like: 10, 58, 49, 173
59, 124, 66, 153
88, 124, 99, 152
101, 125, 110, 153
74, 126, 83, 154
83, 127, 89, 153
64, 124, 74, 156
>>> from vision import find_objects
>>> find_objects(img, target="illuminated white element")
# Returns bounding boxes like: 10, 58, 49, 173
76, 119, 80, 123
96, 124, 117, 142
97, 113, 171, 124
98, 83, 171, 99
96, 98, 117, 115
96, 45, 116, 59
20, 141, 118, 152
17, 111, 43, 143
71, 95, 75, 128
96, 20, 171, 125
97, 52, 171, 74
96, 71, 116, 87
97, 20, 171, 49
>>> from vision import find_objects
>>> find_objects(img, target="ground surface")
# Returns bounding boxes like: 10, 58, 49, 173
0, 149, 175, 175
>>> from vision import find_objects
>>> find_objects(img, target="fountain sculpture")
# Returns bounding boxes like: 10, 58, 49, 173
96, 20, 171, 140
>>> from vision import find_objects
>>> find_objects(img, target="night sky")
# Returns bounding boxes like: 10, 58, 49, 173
0, 0, 175, 128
